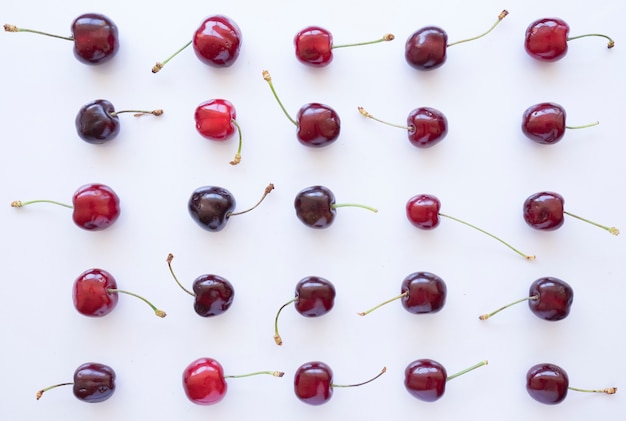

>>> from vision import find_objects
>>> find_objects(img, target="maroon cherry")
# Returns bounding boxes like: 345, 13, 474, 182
479, 276, 573, 321
358, 271, 446, 316
406, 194, 535, 259
405, 359, 487, 402
521, 102, 598, 145
523, 191, 619, 235
526, 363, 616, 405
273, 276, 336, 345
4, 13, 119, 65
294, 26, 394, 67
152, 15, 242, 72
36, 362, 116, 402
524, 18, 614, 62
11, 183, 121, 231
405, 10, 508, 70
294, 361, 386, 406
194, 99, 243, 165
182, 357, 283, 405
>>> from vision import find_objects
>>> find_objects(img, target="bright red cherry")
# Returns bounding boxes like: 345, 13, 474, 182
521, 102, 598, 145
36, 362, 116, 402
404, 359, 487, 402
524, 18, 614, 62
194, 99, 243, 165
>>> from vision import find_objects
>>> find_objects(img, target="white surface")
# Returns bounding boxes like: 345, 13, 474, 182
1, 1, 625, 420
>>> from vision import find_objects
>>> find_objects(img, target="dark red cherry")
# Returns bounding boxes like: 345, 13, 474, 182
407, 107, 448, 148
526, 363, 569, 404
193, 15, 242, 67
72, 183, 121, 231
36, 362, 116, 402
405, 27, 448, 70
523, 191, 564, 230
406, 194, 440, 229
194, 99, 242, 165
405, 359, 487, 402
521, 102, 565, 144
73, 268, 118, 317
294, 26, 333, 66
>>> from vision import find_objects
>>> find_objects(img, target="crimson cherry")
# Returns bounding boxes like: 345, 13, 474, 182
36, 362, 116, 402
524, 18, 614, 62
182, 357, 283, 405
526, 363, 616, 405
521, 102, 598, 145
273, 276, 336, 345
194, 99, 243, 165
406, 193, 535, 260
152, 15, 241, 73
405, 10, 508, 70
4, 13, 119, 65
405, 359, 487, 402
294, 361, 386, 405
294, 26, 394, 67
523, 191, 619, 235
11, 183, 121, 231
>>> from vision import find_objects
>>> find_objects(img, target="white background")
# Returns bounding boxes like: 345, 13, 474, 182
1, 1, 625, 420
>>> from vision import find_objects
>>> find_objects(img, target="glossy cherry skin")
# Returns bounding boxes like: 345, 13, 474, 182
294, 185, 335, 228
193, 15, 242, 67
192, 275, 235, 317
407, 107, 448, 148
405, 27, 448, 70
183, 358, 227, 405
523, 191, 564, 231
72, 183, 121, 231
195, 99, 236, 140
406, 194, 440, 230
526, 363, 569, 404
294, 276, 335, 316
72, 268, 118, 317
294, 361, 333, 405
524, 18, 569, 62
296, 103, 341, 147
75, 100, 120, 144
404, 359, 447, 402
71, 13, 119, 64
188, 186, 236, 232
529, 277, 573, 321
73, 362, 116, 403
294, 26, 333, 67
522, 103, 566, 144
401, 272, 447, 314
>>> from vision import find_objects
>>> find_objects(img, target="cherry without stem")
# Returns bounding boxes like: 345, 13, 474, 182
36, 362, 116, 403
194, 99, 242, 165
521, 102, 598, 145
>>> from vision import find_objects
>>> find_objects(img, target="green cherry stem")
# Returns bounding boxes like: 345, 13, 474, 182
358, 292, 407, 316
332, 34, 395, 50
331, 367, 387, 388
567, 33, 615, 49
262, 70, 298, 127
225, 371, 285, 379
274, 298, 297, 345
568, 386, 617, 395
229, 119, 243, 166
333, 203, 378, 213
107, 289, 167, 318
479, 295, 539, 320
166, 253, 195, 297
11, 199, 72, 209
358, 107, 412, 131
566, 121, 599, 130
446, 360, 488, 382
152, 40, 192, 73
110, 109, 164, 118
447, 10, 508, 47
563, 210, 620, 236
36, 382, 73, 400
228, 183, 275, 217
4, 24, 73, 41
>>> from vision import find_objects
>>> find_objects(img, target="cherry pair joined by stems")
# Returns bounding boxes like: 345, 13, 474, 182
11, 183, 120, 231
36, 362, 116, 403
522, 102, 598, 145
405, 10, 508, 70
294, 185, 377, 228
294, 26, 394, 67
405, 359, 488, 402
194, 99, 243, 165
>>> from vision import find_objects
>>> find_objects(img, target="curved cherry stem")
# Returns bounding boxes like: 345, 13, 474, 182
565, 121, 599, 130
567, 33, 615, 49
225, 370, 285, 379
152, 40, 192, 73
4, 24, 73, 41
110, 109, 164, 118
358, 106, 411, 131
568, 386, 617, 395
332, 34, 395, 49
229, 119, 243, 166
36, 382, 73, 400
332, 203, 378, 213
447, 10, 508, 47
107, 288, 166, 318
166, 253, 195, 297
332, 367, 387, 388
478, 295, 539, 320
262, 70, 298, 127
228, 183, 275, 217
446, 360, 488, 382
358, 292, 407, 316
563, 210, 620, 236
273, 297, 297, 346
11, 199, 72, 209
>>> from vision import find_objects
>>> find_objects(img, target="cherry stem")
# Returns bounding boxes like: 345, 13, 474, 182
446, 360, 488, 382
438, 212, 536, 260
447, 10, 508, 47
224, 371, 285, 379
566, 121, 599, 130
107, 289, 166, 318
358, 106, 411, 131
36, 382, 73, 400
332, 367, 387, 388
228, 183, 275, 217
11, 199, 72, 209
229, 119, 243, 166
332, 34, 395, 50
563, 210, 620, 236
332, 203, 378, 213
273, 298, 297, 346
3, 24, 73, 41
166, 253, 195, 297
110, 109, 164, 118
262, 70, 298, 127
478, 295, 539, 320
357, 292, 407, 316
568, 386, 617, 395
567, 33, 615, 49
152, 40, 192, 73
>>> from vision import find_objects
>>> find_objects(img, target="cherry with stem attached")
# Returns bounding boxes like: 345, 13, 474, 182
406, 194, 535, 260
194, 99, 243, 165
405, 359, 488, 402
521, 102, 598, 145
36, 362, 116, 402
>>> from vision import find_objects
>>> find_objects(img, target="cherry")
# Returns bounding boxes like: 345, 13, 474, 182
294, 26, 394, 67
188, 183, 274, 232
294, 185, 377, 229
36, 362, 116, 402
405, 10, 508, 70
273, 276, 336, 345
11, 183, 121, 231
4, 13, 119, 65
263, 70, 341, 148
166, 253, 234, 317
404, 359, 487, 402
194, 99, 243, 165
294, 361, 386, 405
521, 102, 598, 145
406, 194, 535, 260
523, 191, 619, 235
358, 271, 446, 316
182, 357, 283, 405
479, 276, 573, 322
526, 363, 616, 405
358, 106, 448, 148
152, 15, 241, 73
73, 268, 165, 318
76, 99, 163, 144
524, 18, 615, 62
